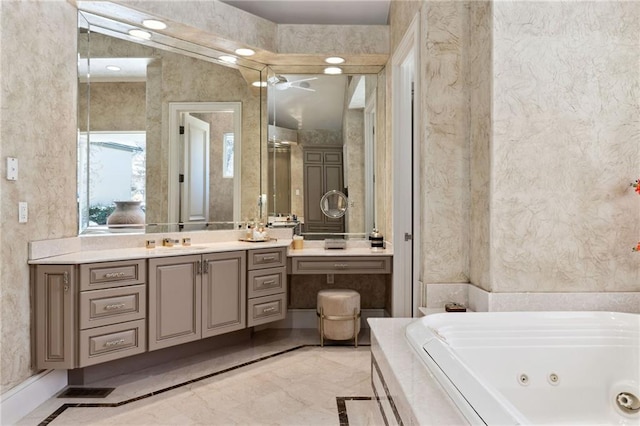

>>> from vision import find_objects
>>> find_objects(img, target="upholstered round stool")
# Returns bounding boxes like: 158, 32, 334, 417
317, 289, 361, 347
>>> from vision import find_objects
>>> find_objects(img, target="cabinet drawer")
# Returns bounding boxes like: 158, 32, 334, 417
248, 248, 286, 270
291, 256, 391, 274
247, 294, 286, 327
248, 267, 286, 299
79, 285, 146, 330
80, 260, 146, 291
79, 319, 146, 367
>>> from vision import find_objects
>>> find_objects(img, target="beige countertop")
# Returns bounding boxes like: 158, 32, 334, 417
29, 239, 292, 265
287, 246, 392, 257
29, 235, 393, 265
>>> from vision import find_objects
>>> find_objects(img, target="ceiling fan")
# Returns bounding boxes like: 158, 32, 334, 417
268, 75, 317, 92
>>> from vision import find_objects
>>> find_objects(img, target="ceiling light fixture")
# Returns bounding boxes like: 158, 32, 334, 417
106, 65, 121, 71
128, 29, 151, 40
252, 81, 267, 88
219, 55, 238, 64
142, 19, 167, 30
235, 48, 255, 57
325, 56, 345, 65
324, 66, 343, 75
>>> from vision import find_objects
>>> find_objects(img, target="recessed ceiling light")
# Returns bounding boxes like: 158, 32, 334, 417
325, 56, 345, 65
324, 66, 343, 75
128, 29, 151, 40
106, 65, 121, 71
252, 81, 267, 87
235, 48, 255, 57
219, 55, 237, 64
142, 19, 167, 30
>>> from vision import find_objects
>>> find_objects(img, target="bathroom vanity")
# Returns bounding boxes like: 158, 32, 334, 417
31, 242, 288, 371
30, 236, 392, 374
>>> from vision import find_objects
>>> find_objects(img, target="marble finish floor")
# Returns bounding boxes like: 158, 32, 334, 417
19, 329, 384, 425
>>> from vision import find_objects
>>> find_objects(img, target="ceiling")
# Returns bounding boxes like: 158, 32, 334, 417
219, 0, 391, 25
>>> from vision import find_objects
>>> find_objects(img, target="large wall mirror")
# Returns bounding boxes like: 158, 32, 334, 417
266, 69, 382, 239
77, 11, 265, 234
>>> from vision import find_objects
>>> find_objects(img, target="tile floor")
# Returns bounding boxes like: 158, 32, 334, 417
19, 329, 384, 426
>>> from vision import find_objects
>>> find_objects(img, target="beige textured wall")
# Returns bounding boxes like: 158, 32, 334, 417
344, 109, 365, 233
419, 1, 470, 284
390, 0, 639, 295
0, 1, 77, 392
490, 1, 640, 292
468, 1, 492, 291
79, 82, 146, 132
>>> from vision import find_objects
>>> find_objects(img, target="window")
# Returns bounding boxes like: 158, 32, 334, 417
78, 131, 146, 231
223, 132, 234, 178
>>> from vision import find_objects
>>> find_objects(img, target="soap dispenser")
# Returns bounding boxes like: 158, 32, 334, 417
369, 229, 384, 249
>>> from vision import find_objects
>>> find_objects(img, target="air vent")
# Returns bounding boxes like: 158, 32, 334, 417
57, 387, 115, 398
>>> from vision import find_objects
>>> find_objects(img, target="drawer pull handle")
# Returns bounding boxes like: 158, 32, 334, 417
334, 263, 349, 269
260, 256, 276, 262
262, 307, 277, 313
104, 272, 126, 279
104, 303, 126, 311
104, 338, 126, 347
262, 280, 276, 286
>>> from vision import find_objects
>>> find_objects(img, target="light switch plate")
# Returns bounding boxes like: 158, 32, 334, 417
18, 202, 28, 223
6, 157, 17, 181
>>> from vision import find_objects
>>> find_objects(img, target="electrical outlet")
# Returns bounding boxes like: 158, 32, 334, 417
18, 202, 28, 223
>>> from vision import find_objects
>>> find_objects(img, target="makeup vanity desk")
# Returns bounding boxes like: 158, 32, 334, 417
286, 244, 392, 275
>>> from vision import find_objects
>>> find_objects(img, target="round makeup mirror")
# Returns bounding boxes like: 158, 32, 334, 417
320, 190, 348, 218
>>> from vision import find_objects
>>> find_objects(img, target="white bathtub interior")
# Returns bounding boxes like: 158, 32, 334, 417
406, 311, 640, 425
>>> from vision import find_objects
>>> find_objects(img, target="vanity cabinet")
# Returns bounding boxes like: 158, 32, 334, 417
148, 251, 246, 351
34, 260, 147, 369
247, 248, 287, 326
35, 265, 76, 369
290, 256, 391, 274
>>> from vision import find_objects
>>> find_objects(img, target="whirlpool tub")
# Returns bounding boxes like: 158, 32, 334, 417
405, 311, 640, 425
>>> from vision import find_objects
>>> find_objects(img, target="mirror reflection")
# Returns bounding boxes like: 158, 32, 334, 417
77, 12, 264, 234
266, 71, 378, 238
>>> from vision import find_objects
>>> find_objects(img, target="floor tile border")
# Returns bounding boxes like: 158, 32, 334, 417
371, 354, 404, 425
336, 396, 377, 426
37, 343, 371, 425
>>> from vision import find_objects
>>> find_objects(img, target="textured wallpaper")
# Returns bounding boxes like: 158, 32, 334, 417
490, 1, 640, 292
468, 1, 493, 291
420, 1, 470, 284
344, 109, 365, 234
0, 1, 77, 392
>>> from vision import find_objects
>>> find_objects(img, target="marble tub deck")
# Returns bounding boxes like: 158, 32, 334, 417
369, 318, 467, 425
18, 329, 386, 426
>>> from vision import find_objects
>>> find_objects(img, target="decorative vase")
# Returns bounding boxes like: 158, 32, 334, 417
107, 201, 145, 230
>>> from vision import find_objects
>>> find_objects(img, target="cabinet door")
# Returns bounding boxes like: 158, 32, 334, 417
201, 251, 246, 338
35, 265, 75, 369
148, 255, 201, 351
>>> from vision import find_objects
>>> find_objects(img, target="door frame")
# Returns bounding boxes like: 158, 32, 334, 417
168, 102, 242, 225
391, 14, 421, 317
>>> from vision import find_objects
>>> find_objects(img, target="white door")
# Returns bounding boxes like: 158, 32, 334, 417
181, 114, 210, 223
392, 15, 420, 317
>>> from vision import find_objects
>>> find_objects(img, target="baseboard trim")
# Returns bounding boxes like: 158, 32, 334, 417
1, 369, 67, 425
